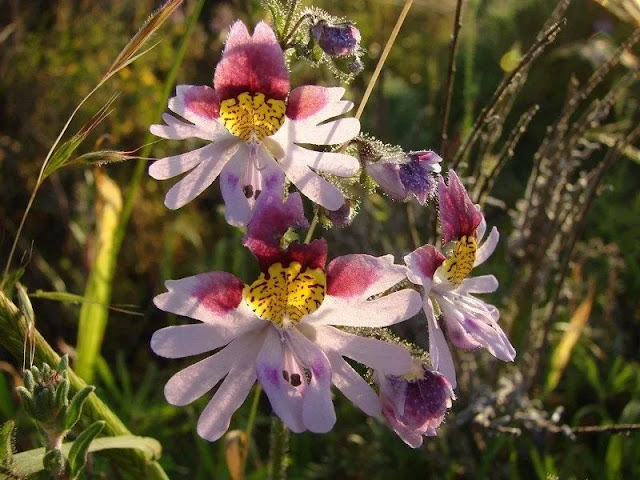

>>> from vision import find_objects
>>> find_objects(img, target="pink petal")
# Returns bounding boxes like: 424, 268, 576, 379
214, 21, 289, 101
278, 153, 345, 210
168, 85, 223, 132
309, 290, 422, 328
256, 328, 305, 432
325, 350, 381, 417
243, 191, 308, 268
425, 299, 457, 389
404, 245, 446, 288
154, 272, 263, 329
438, 170, 483, 243
326, 254, 409, 299
163, 331, 261, 406
365, 163, 408, 202
313, 326, 412, 375
288, 328, 336, 433
151, 323, 242, 359
196, 364, 257, 441
285, 87, 354, 125
474, 226, 499, 267
285, 239, 328, 272
162, 140, 241, 209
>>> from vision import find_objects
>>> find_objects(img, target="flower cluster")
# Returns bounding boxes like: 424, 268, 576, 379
148, 16, 515, 449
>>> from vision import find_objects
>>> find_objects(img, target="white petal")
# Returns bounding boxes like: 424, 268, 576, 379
326, 351, 381, 417
150, 113, 220, 141
287, 328, 336, 433
289, 117, 360, 145
163, 331, 260, 406
459, 275, 499, 294
163, 141, 240, 209
425, 299, 457, 389
149, 143, 216, 181
308, 290, 422, 328
287, 144, 359, 177
474, 226, 499, 267
313, 326, 411, 375
151, 323, 240, 359
220, 153, 252, 227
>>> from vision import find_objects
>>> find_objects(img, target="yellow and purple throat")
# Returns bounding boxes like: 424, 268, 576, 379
442, 235, 477, 286
244, 262, 326, 328
219, 92, 286, 143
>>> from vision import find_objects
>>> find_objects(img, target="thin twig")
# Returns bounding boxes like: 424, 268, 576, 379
481, 420, 640, 437
355, 0, 414, 120
440, 0, 464, 156
451, 19, 565, 170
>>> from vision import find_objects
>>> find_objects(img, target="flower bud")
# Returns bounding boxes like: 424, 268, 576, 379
310, 20, 361, 57
375, 362, 454, 448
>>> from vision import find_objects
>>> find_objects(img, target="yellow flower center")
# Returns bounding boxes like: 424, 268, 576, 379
219, 92, 286, 143
441, 235, 477, 286
243, 262, 326, 328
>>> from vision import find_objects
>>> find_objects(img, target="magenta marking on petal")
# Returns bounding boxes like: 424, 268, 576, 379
326, 255, 382, 298
192, 272, 244, 314
286, 239, 328, 272
406, 244, 446, 281
183, 86, 220, 119
214, 21, 289, 101
286, 86, 330, 120
439, 170, 484, 243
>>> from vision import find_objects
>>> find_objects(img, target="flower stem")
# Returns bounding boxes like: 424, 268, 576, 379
268, 416, 290, 480
304, 207, 320, 244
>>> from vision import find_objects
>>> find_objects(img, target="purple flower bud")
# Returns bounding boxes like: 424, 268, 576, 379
438, 170, 483, 243
376, 363, 454, 448
310, 20, 361, 57
324, 200, 355, 228
366, 150, 442, 205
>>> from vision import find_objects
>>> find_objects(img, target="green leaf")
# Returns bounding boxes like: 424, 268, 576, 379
0, 421, 15, 466
63, 386, 95, 431
55, 379, 70, 410
74, 171, 123, 383
67, 421, 105, 478
42, 448, 66, 476
10, 435, 162, 476
606, 435, 623, 480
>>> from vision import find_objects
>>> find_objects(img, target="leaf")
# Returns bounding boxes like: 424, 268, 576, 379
0, 421, 15, 466
606, 435, 623, 480
545, 280, 595, 393
63, 386, 95, 431
67, 421, 105, 478
29, 290, 143, 316
74, 171, 123, 383
10, 435, 162, 476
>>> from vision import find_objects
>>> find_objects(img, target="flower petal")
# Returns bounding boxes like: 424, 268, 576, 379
149, 143, 215, 181
154, 272, 263, 331
150, 113, 218, 141
243, 190, 308, 267
286, 86, 355, 123
325, 350, 381, 417
278, 152, 345, 210
365, 162, 408, 202
404, 245, 446, 289
439, 170, 483, 243
162, 140, 240, 209
163, 330, 262, 406
326, 254, 409, 299
151, 323, 240, 359
309, 290, 422, 328
214, 21, 289, 101
196, 364, 257, 442
288, 328, 336, 433
288, 117, 361, 145
168, 85, 225, 134
474, 226, 499, 267
425, 299, 457, 389
256, 328, 305, 432
286, 143, 360, 177
219, 154, 252, 226
459, 275, 499, 294
313, 326, 412, 375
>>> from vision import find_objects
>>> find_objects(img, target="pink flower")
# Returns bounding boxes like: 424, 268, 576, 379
376, 361, 454, 448
366, 150, 442, 205
404, 171, 515, 388
150, 192, 422, 441
149, 21, 360, 225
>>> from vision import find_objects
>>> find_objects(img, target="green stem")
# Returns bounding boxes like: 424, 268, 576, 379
244, 386, 262, 441
0, 291, 168, 479
304, 208, 320, 244
268, 416, 289, 480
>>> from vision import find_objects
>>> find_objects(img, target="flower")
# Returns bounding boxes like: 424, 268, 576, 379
366, 150, 442, 205
310, 20, 361, 57
376, 361, 454, 448
149, 21, 361, 225
404, 171, 515, 388
150, 191, 422, 441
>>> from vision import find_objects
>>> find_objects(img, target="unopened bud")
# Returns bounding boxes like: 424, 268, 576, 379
310, 20, 361, 57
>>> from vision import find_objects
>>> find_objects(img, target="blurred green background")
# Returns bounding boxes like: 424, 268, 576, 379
1, 0, 640, 478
